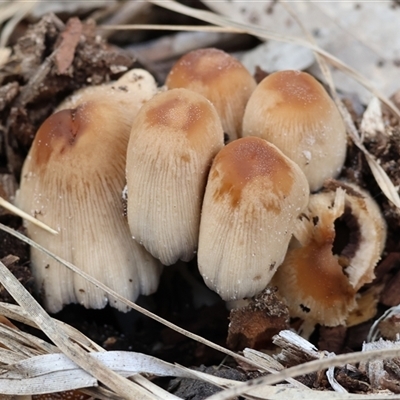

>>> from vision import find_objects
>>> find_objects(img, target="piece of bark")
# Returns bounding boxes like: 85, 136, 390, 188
273, 329, 320, 367
375, 252, 400, 284
335, 365, 370, 393
273, 330, 327, 389
345, 319, 376, 352
381, 268, 400, 306
318, 325, 347, 354
378, 314, 400, 340
55, 17, 83, 75
227, 287, 289, 350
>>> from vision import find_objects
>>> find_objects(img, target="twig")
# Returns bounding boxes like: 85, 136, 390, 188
99, 24, 241, 33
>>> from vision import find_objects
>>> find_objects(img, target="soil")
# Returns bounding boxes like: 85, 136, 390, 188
2, 10, 400, 400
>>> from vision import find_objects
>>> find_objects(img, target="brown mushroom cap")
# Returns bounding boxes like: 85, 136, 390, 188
126, 88, 224, 266
16, 100, 162, 313
272, 181, 387, 326
242, 70, 347, 192
165, 48, 257, 141
198, 136, 309, 301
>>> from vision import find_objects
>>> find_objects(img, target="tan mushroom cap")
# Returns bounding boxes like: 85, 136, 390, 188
16, 100, 162, 313
57, 68, 158, 113
165, 48, 257, 141
242, 70, 347, 192
126, 88, 224, 266
272, 181, 387, 326
198, 136, 309, 301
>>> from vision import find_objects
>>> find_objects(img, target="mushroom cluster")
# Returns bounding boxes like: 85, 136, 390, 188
16, 47, 387, 329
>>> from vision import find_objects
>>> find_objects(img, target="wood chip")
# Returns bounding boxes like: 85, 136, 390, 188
55, 17, 83, 74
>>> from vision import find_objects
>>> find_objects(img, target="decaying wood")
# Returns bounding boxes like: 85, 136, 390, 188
227, 287, 289, 351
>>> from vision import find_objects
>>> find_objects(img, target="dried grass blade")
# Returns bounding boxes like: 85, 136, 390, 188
99, 24, 238, 32
0, 368, 96, 396
363, 152, 400, 208
0, 260, 160, 400
0, 0, 37, 26
146, 0, 400, 118
0, 0, 37, 47
340, 101, 400, 208
0, 303, 104, 353
204, 342, 400, 400
0, 350, 224, 396
279, 0, 400, 209
0, 197, 58, 235
0, 321, 59, 357
0, 223, 267, 372
0, 324, 44, 358
0, 348, 25, 365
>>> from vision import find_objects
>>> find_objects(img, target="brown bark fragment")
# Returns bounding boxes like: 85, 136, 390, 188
318, 325, 347, 353
227, 287, 289, 350
55, 17, 83, 75
378, 315, 400, 340
381, 268, 400, 306
335, 366, 370, 393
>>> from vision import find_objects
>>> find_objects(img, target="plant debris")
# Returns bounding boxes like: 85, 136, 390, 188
0, 13, 135, 175
227, 287, 289, 351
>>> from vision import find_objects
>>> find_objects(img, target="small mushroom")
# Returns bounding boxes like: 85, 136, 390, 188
165, 48, 257, 141
198, 136, 309, 301
126, 88, 224, 266
272, 180, 387, 326
242, 70, 347, 191
16, 99, 162, 313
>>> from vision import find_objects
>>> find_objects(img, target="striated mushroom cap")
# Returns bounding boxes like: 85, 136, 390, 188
242, 70, 347, 192
166, 48, 257, 141
126, 88, 224, 266
198, 136, 309, 301
272, 180, 387, 326
16, 100, 162, 313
